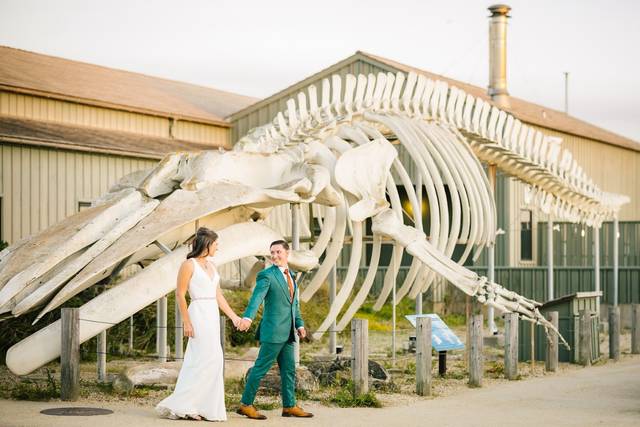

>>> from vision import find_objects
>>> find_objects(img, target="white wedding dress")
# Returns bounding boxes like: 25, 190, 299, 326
156, 258, 227, 421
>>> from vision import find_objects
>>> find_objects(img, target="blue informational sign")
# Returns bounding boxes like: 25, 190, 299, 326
404, 313, 465, 352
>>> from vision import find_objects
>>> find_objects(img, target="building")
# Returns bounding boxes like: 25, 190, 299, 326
0, 46, 257, 245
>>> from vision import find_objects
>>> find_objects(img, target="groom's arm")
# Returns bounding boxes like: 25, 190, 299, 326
242, 270, 270, 321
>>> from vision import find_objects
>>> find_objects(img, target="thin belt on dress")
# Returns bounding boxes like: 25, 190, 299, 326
191, 297, 217, 301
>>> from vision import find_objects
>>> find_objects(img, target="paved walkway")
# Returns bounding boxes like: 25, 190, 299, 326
1, 357, 639, 427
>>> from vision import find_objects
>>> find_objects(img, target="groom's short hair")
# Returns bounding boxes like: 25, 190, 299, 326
270, 240, 289, 250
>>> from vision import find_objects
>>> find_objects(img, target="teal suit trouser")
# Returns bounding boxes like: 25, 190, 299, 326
241, 341, 296, 407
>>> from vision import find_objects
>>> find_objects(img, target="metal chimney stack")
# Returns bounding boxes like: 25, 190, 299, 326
488, 4, 511, 108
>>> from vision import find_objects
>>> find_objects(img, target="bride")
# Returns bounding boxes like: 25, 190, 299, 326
156, 227, 242, 421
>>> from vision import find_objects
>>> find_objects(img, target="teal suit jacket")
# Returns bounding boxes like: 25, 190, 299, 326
242, 264, 304, 343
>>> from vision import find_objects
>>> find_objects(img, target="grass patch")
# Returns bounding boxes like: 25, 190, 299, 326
8, 369, 58, 401
325, 381, 381, 408
486, 361, 504, 377
328, 388, 381, 408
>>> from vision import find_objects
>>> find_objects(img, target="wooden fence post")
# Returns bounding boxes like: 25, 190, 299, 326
609, 306, 620, 361
579, 310, 592, 366
545, 311, 559, 372
632, 304, 640, 355
416, 317, 432, 396
504, 313, 518, 380
61, 308, 80, 401
97, 329, 107, 382
351, 318, 369, 396
468, 314, 483, 387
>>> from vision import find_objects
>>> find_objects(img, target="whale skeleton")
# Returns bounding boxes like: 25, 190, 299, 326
1, 70, 628, 375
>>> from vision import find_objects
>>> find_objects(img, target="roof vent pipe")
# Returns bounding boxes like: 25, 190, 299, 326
488, 4, 511, 108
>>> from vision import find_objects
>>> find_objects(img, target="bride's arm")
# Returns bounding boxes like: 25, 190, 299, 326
216, 287, 241, 327
176, 261, 195, 337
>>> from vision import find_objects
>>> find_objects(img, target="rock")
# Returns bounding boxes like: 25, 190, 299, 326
307, 357, 390, 387
112, 362, 182, 394
244, 365, 319, 395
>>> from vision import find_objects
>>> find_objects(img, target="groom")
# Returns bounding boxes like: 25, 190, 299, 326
236, 240, 314, 420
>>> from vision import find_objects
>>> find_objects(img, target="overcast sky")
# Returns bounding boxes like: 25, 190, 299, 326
1, 0, 639, 142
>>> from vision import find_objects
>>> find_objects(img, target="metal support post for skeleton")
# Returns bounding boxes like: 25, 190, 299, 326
594, 226, 600, 315
415, 173, 423, 315
128, 315, 134, 353
547, 218, 554, 300
291, 203, 301, 367
156, 236, 185, 360
329, 265, 337, 355
487, 164, 497, 334
154, 240, 173, 362
392, 249, 397, 367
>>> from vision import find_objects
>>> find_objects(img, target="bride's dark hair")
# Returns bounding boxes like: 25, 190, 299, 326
187, 227, 218, 259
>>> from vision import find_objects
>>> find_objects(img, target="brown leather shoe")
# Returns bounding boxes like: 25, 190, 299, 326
236, 404, 267, 420
282, 406, 314, 418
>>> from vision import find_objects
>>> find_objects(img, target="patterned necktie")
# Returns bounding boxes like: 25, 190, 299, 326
284, 268, 294, 302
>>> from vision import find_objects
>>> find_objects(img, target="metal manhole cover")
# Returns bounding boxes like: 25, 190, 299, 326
40, 407, 114, 416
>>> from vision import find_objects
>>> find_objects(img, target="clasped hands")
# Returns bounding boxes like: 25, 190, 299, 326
231, 316, 306, 338
232, 317, 252, 332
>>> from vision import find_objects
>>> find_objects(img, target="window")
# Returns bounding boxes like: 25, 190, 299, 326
78, 201, 92, 212
520, 209, 533, 261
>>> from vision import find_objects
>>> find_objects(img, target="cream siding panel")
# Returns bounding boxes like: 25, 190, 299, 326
0, 143, 157, 244
173, 121, 229, 148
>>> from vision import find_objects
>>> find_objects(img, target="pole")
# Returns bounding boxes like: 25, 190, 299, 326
60, 308, 80, 401
153, 240, 174, 363
351, 319, 369, 396
613, 218, 619, 307
97, 329, 107, 382
292, 203, 301, 367
564, 72, 569, 114
416, 174, 423, 315
594, 226, 600, 315
128, 315, 134, 353
416, 317, 432, 396
487, 164, 497, 334
392, 249, 397, 367
329, 265, 337, 355
548, 218, 554, 300
157, 296, 167, 362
